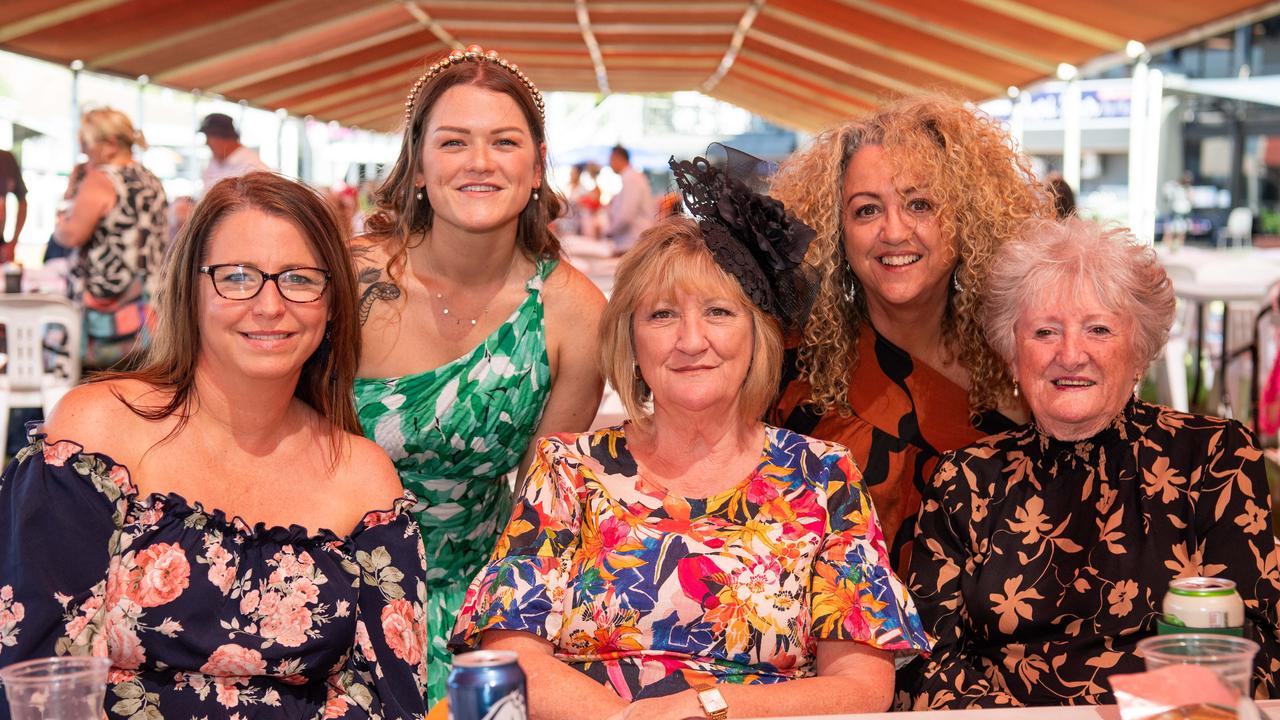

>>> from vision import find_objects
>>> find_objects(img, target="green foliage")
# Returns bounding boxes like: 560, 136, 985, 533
1260, 209, 1280, 236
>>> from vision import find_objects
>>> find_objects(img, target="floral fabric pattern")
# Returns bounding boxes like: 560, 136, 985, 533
450, 424, 930, 700
0, 436, 429, 720
901, 399, 1280, 708
355, 258, 556, 705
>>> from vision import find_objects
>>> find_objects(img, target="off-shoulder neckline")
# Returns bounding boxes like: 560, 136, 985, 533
33, 434, 416, 546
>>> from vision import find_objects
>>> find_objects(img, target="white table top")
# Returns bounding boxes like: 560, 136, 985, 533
742, 699, 1280, 719
1160, 248, 1280, 304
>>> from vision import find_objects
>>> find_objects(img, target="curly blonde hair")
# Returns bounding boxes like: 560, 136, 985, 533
770, 93, 1050, 416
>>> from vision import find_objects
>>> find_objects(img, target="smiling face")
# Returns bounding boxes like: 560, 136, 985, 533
841, 144, 958, 321
417, 84, 541, 238
1012, 282, 1144, 440
632, 286, 754, 419
197, 208, 329, 383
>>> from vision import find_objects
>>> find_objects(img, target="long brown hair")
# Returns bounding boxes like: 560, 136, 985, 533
365, 54, 562, 280
97, 172, 362, 449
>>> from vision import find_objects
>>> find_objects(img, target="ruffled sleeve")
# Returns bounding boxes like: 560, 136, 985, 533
0, 437, 125, 678
449, 435, 583, 650
808, 444, 931, 654
325, 498, 430, 720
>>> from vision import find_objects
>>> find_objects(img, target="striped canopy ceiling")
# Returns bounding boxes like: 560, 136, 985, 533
2, 0, 1276, 132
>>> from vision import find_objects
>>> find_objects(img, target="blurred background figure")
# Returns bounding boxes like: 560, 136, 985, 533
198, 112, 268, 196
1161, 170, 1194, 249
167, 195, 195, 243
323, 184, 360, 240
1045, 171, 1076, 219
0, 148, 27, 264
553, 162, 602, 237
602, 144, 655, 254
53, 107, 167, 371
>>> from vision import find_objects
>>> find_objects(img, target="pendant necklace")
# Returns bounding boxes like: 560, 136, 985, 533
432, 254, 518, 327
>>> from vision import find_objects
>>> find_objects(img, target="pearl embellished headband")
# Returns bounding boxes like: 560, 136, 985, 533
404, 44, 546, 125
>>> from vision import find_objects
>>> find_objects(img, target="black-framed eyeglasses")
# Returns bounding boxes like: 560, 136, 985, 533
199, 264, 330, 303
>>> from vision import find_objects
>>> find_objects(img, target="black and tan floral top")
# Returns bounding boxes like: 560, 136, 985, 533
900, 398, 1280, 708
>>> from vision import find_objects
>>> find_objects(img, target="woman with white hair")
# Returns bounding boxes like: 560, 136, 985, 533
903, 217, 1280, 708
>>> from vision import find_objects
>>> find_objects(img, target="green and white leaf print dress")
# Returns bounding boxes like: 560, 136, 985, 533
354, 258, 556, 705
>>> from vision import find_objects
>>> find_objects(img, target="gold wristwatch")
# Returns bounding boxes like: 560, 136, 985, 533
694, 682, 728, 720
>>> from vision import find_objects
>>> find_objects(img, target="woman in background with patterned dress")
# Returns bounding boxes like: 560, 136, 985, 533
0, 173, 428, 718
769, 94, 1049, 573
451, 152, 930, 720
54, 107, 168, 370
903, 218, 1280, 708
351, 46, 605, 706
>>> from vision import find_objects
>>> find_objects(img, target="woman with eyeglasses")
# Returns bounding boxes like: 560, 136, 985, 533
0, 173, 429, 719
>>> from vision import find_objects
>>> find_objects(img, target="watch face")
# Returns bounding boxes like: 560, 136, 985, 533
698, 689, 728, 713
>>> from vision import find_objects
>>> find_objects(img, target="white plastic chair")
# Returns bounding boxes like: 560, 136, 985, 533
0, 295, 82, 452
1219, 207, 1253, 248
1156, 265, 1196, 412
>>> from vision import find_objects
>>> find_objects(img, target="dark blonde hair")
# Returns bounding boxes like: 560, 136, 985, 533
770, 93, 1050, 414
600, 217, 782, 428
365, 56, 562, 280
984, 217, 1176, 370
99, 173, 362, 452
80, 108, 147, 151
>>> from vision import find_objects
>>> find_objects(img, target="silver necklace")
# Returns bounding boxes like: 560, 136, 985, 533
432, 255, 518, 327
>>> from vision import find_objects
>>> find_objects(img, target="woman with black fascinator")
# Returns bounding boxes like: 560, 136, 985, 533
448, 148, 929, 720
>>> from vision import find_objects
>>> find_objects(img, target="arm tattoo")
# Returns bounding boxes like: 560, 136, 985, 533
351, 247, 402, 326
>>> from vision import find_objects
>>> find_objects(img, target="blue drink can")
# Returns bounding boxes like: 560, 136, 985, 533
447, 650, 527, 720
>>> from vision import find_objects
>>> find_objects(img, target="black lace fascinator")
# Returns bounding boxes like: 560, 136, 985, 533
669, 144, 818, 334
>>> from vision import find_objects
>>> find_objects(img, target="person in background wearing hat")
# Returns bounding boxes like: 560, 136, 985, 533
199, 112, 268, 196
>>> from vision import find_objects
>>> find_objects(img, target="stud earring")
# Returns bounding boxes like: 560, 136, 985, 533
533, 189, 540, 201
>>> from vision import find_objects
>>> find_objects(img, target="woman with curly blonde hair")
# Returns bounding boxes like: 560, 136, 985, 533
771, 94, 1049, 573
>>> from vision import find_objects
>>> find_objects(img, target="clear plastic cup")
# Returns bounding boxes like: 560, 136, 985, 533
1138, 633, 1259, 695
0, 656, 110, 720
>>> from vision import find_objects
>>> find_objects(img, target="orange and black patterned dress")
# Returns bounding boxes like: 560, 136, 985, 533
772, 325, 1015, 575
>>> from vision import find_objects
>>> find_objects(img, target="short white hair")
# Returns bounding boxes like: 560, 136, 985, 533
983, 217, 1176, 369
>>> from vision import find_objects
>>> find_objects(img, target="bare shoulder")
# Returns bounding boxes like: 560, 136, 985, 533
77, 168, 117, 205
350, 234, 405, 326
42, 378, 166, 452
338, 432, 403, 507
349, 233, 392, 267
542, 259, 605, 326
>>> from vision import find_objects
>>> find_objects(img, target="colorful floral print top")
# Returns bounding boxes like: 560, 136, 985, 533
900, 399, 1280, 709
0, 436, 430, 720
450, 424, 930, 700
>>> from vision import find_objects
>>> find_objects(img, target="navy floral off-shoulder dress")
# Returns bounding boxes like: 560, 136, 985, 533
0, 435, 430, 720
